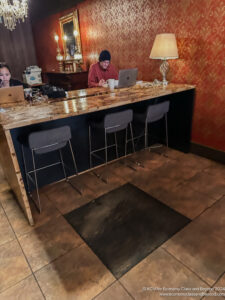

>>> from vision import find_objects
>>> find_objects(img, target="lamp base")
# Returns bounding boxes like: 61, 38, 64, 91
160, 59, 169, 86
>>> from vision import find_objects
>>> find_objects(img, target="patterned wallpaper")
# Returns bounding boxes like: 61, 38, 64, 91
32, 0, 225, 152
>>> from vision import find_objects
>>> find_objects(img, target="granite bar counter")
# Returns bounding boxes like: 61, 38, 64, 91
0, 83, 195, 225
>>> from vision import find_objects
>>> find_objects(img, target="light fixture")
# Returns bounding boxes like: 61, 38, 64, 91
54, 34, 63, 71
150, 33, 178, 86
0, 0, 28, 31
74, 53, 83, 72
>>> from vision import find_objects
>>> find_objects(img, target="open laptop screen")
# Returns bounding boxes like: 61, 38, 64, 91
116, 68, 138, 88
0, 86, 25, 107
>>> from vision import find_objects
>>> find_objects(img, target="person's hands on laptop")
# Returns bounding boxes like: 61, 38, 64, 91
98, 79, 106, 87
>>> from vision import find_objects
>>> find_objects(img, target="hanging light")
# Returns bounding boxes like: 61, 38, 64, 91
0, 0, 28, 31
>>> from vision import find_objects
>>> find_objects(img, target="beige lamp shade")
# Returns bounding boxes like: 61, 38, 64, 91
150, 33, 178, 60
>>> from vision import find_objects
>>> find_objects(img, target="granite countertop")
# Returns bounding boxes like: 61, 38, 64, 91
0, 83, 195, 130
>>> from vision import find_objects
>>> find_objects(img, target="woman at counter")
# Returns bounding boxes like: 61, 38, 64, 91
0, 64, 26, 88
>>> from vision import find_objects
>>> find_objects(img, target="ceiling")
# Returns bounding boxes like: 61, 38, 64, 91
30, 0, 84, 23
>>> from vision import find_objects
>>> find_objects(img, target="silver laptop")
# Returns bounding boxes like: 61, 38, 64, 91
115, 68, 138, 88
0, 86, 25, 107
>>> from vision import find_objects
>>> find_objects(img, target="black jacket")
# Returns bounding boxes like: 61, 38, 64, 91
10, 78, 28, 88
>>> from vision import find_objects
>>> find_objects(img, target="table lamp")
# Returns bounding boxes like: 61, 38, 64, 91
74, 53, 83, 72
150, 33, 178, 86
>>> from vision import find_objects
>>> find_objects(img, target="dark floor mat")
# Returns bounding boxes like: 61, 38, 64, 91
64, 183, 190, 278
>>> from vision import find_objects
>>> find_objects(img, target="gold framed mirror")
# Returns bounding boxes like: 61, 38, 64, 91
59, 10, 82, 61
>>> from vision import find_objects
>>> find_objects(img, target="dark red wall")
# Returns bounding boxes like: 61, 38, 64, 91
32, 0, 225, 152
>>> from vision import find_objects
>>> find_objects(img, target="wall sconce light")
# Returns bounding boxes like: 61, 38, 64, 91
150, 33, 178, 85
54, 34, 63, 71
73, 30, 78, 37
74, 53, 83, 72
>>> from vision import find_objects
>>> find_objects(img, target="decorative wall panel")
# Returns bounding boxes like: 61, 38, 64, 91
32, 0, 225, 151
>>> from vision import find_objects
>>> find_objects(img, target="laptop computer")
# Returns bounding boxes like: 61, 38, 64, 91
0, 86, 25, 107
115, 68, 138, 89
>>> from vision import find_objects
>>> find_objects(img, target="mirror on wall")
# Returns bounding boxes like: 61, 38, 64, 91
59, 10, 82, 61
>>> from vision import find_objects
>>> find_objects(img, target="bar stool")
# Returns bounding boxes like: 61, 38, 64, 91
20, 125, 79, 213
89, 109, 135, 169
134, 101, 170, 149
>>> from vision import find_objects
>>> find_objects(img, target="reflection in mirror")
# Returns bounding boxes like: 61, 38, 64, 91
63, 21, 76, 56
59, 10, 82, 61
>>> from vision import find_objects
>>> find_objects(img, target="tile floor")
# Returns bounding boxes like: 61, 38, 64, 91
0, 147, 225, 300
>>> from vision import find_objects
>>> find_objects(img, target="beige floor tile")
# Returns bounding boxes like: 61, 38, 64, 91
130, 149, 170, 171
0, 240, 31, 292
150, 146, 186, 160
35, 244, 115, 300
0, 190, 19, 212
71, 170, 125, 200
120, 247, 208, 300
0, 179, 10, 194
19, 215, 83, 272
90, 163, 127, 186
131, 168, 179, 196
204, 161, 225, 178
0, 275, 44, 300
172, 153, 213, 170
101, 160, 138, 182
163, 222, 225, 286
44, 180, 95, 214
202, 274, 225, 300
153, 160, 199, 181
184, 172, 225, 201
1, 190, 60, 237
94, 281, 133, 300
210, 274, 225, 299
0, 205, 15, 246
151, 181, 217, 219
192, 196, 225, 240
202, 296, 225, 300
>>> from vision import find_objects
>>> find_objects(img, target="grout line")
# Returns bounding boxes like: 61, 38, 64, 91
211, 270, 225, 287
162, 247, 212, 287
0, 274, 33, 295
191, 194, 225, 223
91, 281, 118, 300
91, 280, 135, 300
32, 243, 84, 274
200, 271, 225, 300
118, 281, 136, 300
1, 205, 46, 299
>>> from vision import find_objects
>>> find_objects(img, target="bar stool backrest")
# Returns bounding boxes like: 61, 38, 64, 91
104, 109, 133, 133
146, 101, 170, 123
28, 125, 71, 155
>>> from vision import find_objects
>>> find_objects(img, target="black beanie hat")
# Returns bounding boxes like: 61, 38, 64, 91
99, 50, 111, 62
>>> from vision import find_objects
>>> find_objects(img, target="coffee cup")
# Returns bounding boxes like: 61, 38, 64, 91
107, 79, 115, 91
24, 88, 32, 101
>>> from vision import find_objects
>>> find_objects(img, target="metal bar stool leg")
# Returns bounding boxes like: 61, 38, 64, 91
68, 140, 78, 174
165, 113, 169, 147
145, 121, 148, 149
59, 149, 67, 180
68, 139, 82, 195
114, 132, 119, 159
31, 149, 41, 213
89, 125, 93, 169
